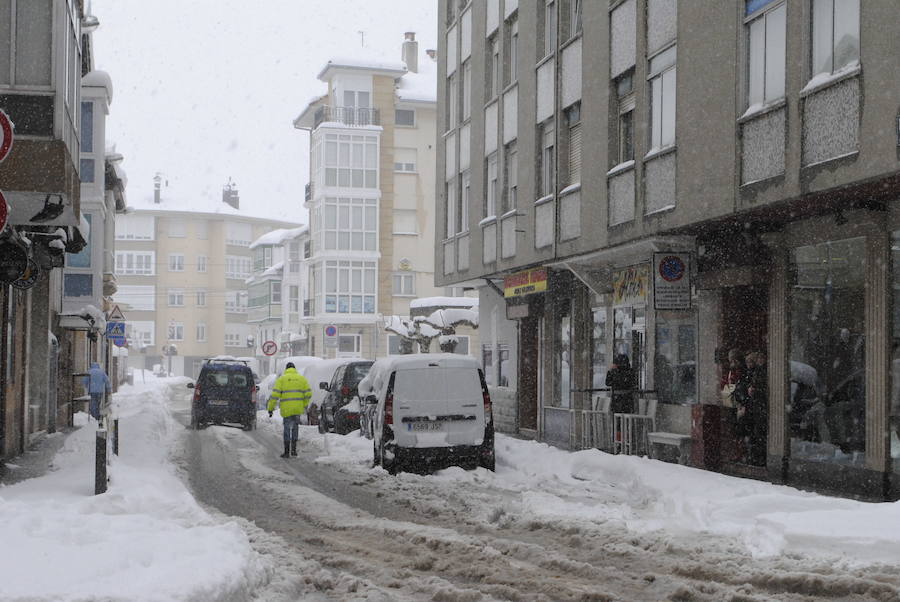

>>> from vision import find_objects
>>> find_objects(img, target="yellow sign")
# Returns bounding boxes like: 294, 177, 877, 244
504, 268, 548, 298
612, 264, 649, 306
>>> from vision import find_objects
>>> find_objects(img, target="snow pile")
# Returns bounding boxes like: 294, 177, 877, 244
0, 377, 266, 601
248, 226, 307, 249
409, 296, 478, 310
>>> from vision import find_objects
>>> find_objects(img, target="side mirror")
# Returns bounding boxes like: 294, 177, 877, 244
187, 383, 195, 389
366, 394, 377, 404
254, 385, 260, 392
319, 382, 329, 391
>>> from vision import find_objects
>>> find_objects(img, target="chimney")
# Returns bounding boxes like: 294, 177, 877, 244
402, 31, 418, 74
426, 49, 436, 61
222, 179, 239, 210
153, 173, 161, 204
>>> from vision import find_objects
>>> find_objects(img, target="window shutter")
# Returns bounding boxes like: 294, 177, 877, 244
569, 124, 582, 185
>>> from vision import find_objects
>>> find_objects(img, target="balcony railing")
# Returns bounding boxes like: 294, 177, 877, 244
314, 106, 380, 128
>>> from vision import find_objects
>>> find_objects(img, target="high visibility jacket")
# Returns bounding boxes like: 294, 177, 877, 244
267, 368, 312, 418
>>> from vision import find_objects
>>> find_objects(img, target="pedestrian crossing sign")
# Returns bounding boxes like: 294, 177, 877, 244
106, 321, 126, 337
108, 305, 126, 321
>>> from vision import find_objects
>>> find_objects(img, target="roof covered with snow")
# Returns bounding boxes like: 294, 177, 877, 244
409, 296, 479, 310
126, 187, 303, 226
82, 70, 113, 104
249, 226, 308, 249
397, 53, 437, 104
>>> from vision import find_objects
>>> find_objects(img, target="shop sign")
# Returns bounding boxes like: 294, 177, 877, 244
654, 252, 692, 310
0, 239, 28, 283
503, 268, 548, 298
10, 259, 42, 290
612, 264, 649, 307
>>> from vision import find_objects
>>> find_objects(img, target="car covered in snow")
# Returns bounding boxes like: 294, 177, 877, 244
360, 354, 495, 474
188, 358, 258, 430
317, 360, 373, 435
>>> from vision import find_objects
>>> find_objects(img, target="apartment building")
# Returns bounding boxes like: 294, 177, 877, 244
436, 0, 900, 500
293, 32, 444, 359
113, 181, 297, 378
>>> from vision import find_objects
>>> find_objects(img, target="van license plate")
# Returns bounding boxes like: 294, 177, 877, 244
409, 422, 441, 432
209, 399, 229, 406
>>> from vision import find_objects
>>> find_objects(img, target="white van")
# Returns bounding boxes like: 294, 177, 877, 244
359, 354, 495, 474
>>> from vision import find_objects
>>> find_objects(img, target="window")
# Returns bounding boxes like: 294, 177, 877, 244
541, 0, 557, 58
394, 148, 417, 173
115, 251, 155, 276
169, 322, 184, 341
289, 242, 300, 261
338, 335, 361, 355
224, 331, 242, 347
487, 36, 500, 101
226, 222, 252, 246
3, 0, 53, 87
648, 45, 677, 150
322, 260, 377, 314
393, 209, 418, 234
115, 285, 155, 311
485, 153, 499, 218
321, 133, 378, 188
64, 274, 92, 298
67, 213, 92, 268
254, 246, 273, 272
460, 170, 471, 232
320, 197, 378, 251
196, 290, 207, 307
167, 220, 186, 238
447, 74, 458, 130
197, 255, 207, 273
811, 0, 859, 78
343, 89, 370, 109
505, 16, 519, 86
289, 285, 300, 313
116, 214, 155, 241
168, 289, 184, 307
746, 1, 786, 108
564, 103, 582, 186
128, 321, 155, 347
225, 255, 251, 279
446, 178, 458, 238
569, 0, 582, 39
271, 281, 282, 304
82, 101, 95, 152
80, 159, 95, 183
502, 142, 518, 214
462, 60, 472, 120
225, 291, 248, 313
539, 121, 555, 197
248, 282, 270, 309
395, 108, 415, 126
615, 71, 636, 164
196, 323, 207, 343
392, 273, 415, 296
168, 254, 185, 272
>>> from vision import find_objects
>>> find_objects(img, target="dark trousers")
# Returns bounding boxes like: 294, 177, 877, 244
282, 414, 301, 443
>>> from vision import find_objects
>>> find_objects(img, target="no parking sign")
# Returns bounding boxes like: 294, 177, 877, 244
324, 324, 338, 348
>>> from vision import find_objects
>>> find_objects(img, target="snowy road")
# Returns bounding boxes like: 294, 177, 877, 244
168, 388, 900, 602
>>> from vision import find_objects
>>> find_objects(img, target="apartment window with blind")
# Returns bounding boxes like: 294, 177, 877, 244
462, 60, 472, 121
447, 74, 458, 130
168, 254, 185, 272
168, 289, 184, 307
504, 16, 519, 86
392, 273, 415, 296
485, 153, 499, 218
746, 0, 786, 109
563, 0, 582, 41
461, 170, 471, 232
116, 251, 155, 276
289, 286, 300, 313
615, 71, 635, 164
196, 290, 207, 307
394, 148, 417, 173
446, 179, 458, 238
197, 255, 208, 273
538, 122, 555, 197
487, 36, 500, 102
811, 0, 859, 79
648, 45, 677, 151
395, 108, 416, 126
538, 0, 558, 60
502, 142, 518, 214
564, 103, 582, 186
196, 323, 207, 343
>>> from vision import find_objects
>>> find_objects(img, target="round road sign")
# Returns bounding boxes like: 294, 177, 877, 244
324, 325, 337, 337
0, 109, 13, 164
262, 340, 278, 356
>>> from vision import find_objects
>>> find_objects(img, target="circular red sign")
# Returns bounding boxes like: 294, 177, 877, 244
262, 340, 278, 356
0, 110, 13, 164
0, 190, 7, 233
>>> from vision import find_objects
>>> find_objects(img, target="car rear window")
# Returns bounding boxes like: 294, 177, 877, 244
346, 363, 373, 385
205, 369, 251, 388
393, 367, 481, 402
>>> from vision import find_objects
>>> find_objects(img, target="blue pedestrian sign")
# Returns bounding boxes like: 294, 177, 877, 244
106, 321, 126, 346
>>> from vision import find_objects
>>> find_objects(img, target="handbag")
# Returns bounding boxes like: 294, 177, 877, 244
721, 383, 737, 408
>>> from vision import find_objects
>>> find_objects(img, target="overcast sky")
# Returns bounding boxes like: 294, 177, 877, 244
92, 0, 437, 222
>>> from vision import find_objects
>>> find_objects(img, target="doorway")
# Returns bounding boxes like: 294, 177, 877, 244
518, 316, 539, 432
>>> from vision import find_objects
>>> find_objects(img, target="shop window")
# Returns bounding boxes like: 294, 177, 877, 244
552, 308, 572, 409
789, 237, 866, 467
614, 306, 646, 389
655, 312, 697, 404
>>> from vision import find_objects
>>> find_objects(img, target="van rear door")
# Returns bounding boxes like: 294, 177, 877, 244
392, 366, 484, 448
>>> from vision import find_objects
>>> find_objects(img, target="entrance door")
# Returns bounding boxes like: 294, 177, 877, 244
518, 316, 539, 432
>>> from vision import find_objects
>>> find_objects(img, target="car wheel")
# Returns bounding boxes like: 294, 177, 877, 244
380, 441, 398, 475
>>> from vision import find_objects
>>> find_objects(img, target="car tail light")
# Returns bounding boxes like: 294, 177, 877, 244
193, 386, 201, 403
483, 390, 493, 423
385, 392, 393, 425
341, 385, 350, 396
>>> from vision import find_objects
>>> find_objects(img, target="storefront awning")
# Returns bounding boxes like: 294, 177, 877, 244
58, 314, 96, 331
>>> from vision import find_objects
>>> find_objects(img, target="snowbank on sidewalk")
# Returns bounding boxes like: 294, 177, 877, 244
0, 377, 265, 601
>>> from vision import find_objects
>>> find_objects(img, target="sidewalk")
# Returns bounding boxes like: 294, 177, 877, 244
0, 424, 75, 486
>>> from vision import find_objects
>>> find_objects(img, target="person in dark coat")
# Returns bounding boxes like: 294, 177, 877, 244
606, 354, 637, 414
83, 362, 111, 422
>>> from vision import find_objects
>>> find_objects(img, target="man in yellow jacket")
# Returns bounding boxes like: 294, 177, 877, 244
267, 362, 313, 458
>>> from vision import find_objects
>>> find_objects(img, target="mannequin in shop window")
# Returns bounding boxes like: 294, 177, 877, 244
606, 353, 637, 413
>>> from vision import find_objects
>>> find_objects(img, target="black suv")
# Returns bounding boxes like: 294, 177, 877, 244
318, 361, 373, 435
188, 359, 258, 430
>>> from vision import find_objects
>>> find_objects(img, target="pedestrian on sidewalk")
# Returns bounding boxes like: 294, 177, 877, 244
267, 362, 312, 458
83, 362, 111, 422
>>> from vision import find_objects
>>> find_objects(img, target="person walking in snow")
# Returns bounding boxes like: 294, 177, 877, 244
83, 362, 111, 422
267, 362, 313, 458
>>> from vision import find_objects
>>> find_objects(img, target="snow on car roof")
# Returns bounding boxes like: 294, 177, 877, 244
358, 353, 480, 397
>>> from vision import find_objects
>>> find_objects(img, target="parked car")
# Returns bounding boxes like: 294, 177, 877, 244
361, 354, 495, 474
188, 358, 258, 430
318, 361, 374, 434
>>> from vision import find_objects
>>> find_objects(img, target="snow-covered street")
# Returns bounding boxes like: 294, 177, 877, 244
2, 377, 900, 601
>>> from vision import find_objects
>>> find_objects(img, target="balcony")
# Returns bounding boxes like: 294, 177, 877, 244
314, 106, 380, 128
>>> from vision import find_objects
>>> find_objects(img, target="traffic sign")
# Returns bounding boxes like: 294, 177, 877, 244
262, 340, 278, 356
0, 190, 8, 233
324, 324, 338, 348
0, 109, 13, 164
106, 322, 126, 337
108, 305, 126, 321
112, 337, 128, 348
